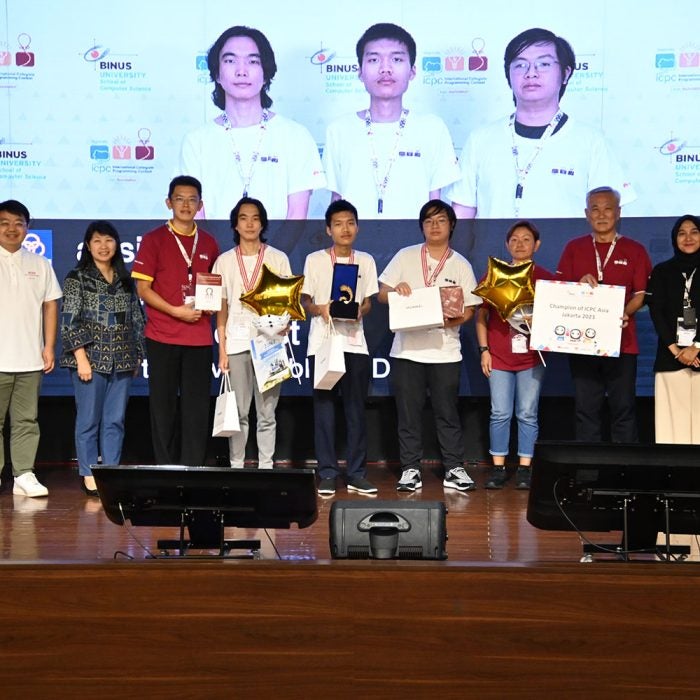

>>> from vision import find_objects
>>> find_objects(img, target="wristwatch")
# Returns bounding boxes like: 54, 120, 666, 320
478, 346, 490, 354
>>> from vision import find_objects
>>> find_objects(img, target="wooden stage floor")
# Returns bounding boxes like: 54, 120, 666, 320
0, 461, 626, 562
3, 462, 700, 698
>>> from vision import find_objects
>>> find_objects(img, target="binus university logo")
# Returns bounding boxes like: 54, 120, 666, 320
659, 138, 686, 157
310, 46, 337, 74
23, 230, 53, 262
83, 44, 110, 62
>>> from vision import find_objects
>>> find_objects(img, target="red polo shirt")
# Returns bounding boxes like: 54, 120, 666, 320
556, 234, 651, 354
132, 224, 219, 346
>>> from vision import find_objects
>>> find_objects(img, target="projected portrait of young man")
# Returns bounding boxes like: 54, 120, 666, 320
180, 25, 325, 220
449, 27, 636, 219
323, 23, 460, 219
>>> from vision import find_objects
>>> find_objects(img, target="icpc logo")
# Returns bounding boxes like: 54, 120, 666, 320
23, 230, 52, 262
310, 48, 336, 66
84, 45, 109, 62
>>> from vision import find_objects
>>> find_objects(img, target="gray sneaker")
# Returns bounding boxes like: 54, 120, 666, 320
396, 468, 422, 492
443, 466, 476, 492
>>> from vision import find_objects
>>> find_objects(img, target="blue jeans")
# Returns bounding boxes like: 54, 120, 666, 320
71, 368, 133, 476
488, 365, 545, 459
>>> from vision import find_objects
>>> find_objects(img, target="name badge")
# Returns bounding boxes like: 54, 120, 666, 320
511, 333, 528, 354
677, 317, 696, 347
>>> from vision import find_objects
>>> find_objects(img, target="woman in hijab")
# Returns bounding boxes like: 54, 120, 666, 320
646, 214, 700, 443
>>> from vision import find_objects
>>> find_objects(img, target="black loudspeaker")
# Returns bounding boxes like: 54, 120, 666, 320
329, 500, 447, 560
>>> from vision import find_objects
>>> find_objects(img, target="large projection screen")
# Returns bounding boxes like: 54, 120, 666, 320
2, 0, 698, 397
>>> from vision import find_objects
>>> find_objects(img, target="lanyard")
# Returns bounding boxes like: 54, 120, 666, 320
683, 269, 696, 307
167, 221, 198, 282
592, 234, 620, 282
328, 247, 354, 266
365, 108, 409, 215
509, 110, 563, 216
421, 244, 451, 287
222, 109, 270, 198
235, 244, 267, 293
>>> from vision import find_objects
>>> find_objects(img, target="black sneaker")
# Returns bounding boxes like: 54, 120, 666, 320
443, 466, 476, 491
484, 467, 508, 489
347, 476, 378, 495
396, 468, 422, 492
317, 477, 336, 496
515, 467, 531, 490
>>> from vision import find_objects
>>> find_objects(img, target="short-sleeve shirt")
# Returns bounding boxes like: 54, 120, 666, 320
212, 245, 292, 355
557, 234, 652, 354
302, 249, 378, 356
485, 265, 555, 372
323, 112, 460, 219
180, 114, 325, 219
379, 244, 481, 363
447, 115, 636, 218
0, 246, 62, 372
132, 224, 219, 346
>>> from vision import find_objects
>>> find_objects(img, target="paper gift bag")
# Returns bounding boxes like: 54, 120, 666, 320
388, 286, 444, 332
314, 322, 346, 390
212, 372, 240, 438
440, 286, 464, 319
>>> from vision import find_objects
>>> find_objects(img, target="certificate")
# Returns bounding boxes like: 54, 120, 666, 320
529, 280, 626, 357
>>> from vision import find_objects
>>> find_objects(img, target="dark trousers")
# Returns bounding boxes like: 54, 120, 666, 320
391, 358, 463, 471
310, 353, 370, 480
569, 353, 638, 443
146, 339, 212, 465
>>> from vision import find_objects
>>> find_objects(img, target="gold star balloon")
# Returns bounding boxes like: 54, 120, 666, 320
473, 257, 535, 321
240, 264, 306, 320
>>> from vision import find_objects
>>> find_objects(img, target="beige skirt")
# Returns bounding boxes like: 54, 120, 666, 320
655, 369, 700, 558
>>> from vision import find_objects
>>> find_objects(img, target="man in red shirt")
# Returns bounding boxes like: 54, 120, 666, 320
557, 186, 651, 442
132, 176, 219, 464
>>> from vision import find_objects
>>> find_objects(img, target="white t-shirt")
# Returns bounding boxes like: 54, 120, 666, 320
323, 111, 460, 219
448, 115, 636, 219
180, 113, 326, 220
0, 247, 62, 371
212, 245, 292, 355
378, 244, 480, 364
302, 249, 378, 356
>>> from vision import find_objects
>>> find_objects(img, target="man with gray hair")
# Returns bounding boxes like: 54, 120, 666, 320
556, 186, 651, 442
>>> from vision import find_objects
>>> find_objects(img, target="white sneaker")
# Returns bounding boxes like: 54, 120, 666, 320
13, 472, 49, 498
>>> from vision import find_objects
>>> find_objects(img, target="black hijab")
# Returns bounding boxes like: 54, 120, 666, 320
670, 215, 700, 273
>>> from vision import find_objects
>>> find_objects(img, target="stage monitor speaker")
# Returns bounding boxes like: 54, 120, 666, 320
329, 500, 447, 560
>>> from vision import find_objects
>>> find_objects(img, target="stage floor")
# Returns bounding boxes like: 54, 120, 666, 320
3, 461, 690, 563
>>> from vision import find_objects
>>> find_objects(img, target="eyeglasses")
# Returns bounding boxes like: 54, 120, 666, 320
510, 59, 560, 75
172, 196, 200, 206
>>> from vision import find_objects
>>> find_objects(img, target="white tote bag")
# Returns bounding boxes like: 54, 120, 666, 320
212, 371, 240, 438
313, 320, 346, 390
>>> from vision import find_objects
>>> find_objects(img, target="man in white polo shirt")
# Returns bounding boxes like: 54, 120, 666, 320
0, 200, 61, 497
